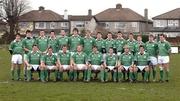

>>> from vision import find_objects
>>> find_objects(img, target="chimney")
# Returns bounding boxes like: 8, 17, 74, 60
116, 3, 122, 9
144, 8, 148, 20
88, 9, 92, 16
39, 6, 45, 11
64, 9, 68, 20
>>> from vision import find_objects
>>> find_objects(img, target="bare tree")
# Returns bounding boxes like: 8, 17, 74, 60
0, 0, 30, 41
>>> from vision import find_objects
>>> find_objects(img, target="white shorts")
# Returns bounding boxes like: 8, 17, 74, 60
62, 65, 70, 70
137, 66, 147, 71
76, 64, 86, 70
117, 52, 121, 56
11, 54, 23, 64
107, 66, 115, 70
150, 56, 158, 65
123, 66, 130, 71
27, 65, 39, 71
158, 56, 170, 64
53, 53, 58, 56
91, 65, 101, 70
70, 52, 75, 56
47, 66, 56, 70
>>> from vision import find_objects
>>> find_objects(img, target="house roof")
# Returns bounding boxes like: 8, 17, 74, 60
95, 4, 151, 22
153, 8, 180, 20
19, 7, 66, 22
69, 15, 94, 21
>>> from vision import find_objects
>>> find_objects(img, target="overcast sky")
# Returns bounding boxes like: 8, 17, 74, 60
29, 0, 180, 19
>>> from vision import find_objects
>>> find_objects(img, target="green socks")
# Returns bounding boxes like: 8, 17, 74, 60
165, 71, 169, 81
40, 70, 45, 81
11, 70, 14, 80
160, 70, 164, 81
27, 70, 32, 81
17, 68, 21, 80
133, 72, 138, 80
100, 70, 105, 82
86, 69, 91, 81
117, 72, 122, 81
73, 71, 77, 81
113, 72, 117, 82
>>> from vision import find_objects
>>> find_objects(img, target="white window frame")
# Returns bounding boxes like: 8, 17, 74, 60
35, 22, 46, 29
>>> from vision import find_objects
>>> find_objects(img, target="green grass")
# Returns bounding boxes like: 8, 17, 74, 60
0, 48, 180, 101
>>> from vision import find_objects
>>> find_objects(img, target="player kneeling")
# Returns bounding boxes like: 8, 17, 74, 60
24, 45, 41, 81
57, 45, 73, 81
118, 45, 134, 82
87, 46, 104, 82
103, 47, 119, 82
40, 47, 59, 82
71, 45, 88, 81
134, 45, 151, 83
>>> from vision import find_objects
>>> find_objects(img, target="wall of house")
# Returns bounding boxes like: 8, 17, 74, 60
98, 21, 140, 33
34, 22, 69, 30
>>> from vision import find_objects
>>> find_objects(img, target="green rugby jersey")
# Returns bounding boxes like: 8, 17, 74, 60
22, 37, 36, 53
104, 39, 116, 52
88, 51, 103, 65
26, 51, 41, 65
145, 41, 158, 57
94, 38, 105, 52
36, 36, 48, 52
57, 35, 69, 50
119, 52, 134, 66
72, 52, 87, 64
134, 52, 150, 66
157, 40, 171, 56
69, 35, 83, 52
115, 38, 127, 53
57, 52, 71, 65
105, 54, 117, 66
134, 41, 145, 53
126, 39, 137, 53
83, 37, 95, 55
9, 40, 23, 54
48, 37, 58, 53
41, 54, 57, 66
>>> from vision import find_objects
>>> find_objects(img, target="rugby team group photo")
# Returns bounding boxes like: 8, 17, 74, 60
9, 28, 171, 83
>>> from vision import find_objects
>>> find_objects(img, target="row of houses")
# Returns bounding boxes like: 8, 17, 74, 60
1, 3, 180, 38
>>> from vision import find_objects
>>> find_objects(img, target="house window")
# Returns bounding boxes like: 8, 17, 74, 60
35, 22, 46, 29
154, 20, 167, 27
50, 22, 56, 29
168, 20, 179, 27
61, 22, 68, 28
105, 22, 109, 29
131, 22, 137, 27
115, 22, 125, 29
75, 22, 85, 27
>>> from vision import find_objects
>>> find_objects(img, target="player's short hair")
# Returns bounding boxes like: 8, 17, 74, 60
128, 33, 134, 36
62, 45, 67, 48
92, 45, 97, 49
159, 34, 165, 37
97, 32, 102, 35
109, 47, 114, 50
32, 44, 37, 47
48, 46, 53, 50
73, 28, 79, 32
149, 34, 154, 38
26, 30, 31, 34
107, 32, 112, 35
117, 31, 122, 33
50, 30, 55, 33
137, 34, 142, 38
139, 45, 144, 49
16, 33, 21, 36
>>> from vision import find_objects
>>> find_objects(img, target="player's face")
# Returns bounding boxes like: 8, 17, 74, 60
40, 31, 45, 37
96, 33, 102, 39
73, 30, 78, 35
107, 34, 112, 39
137, 36, 142, 42
32, 46, 38, 52
109, 48, 113, 54
62, 47, 67, 53
26, 32, 32, 37
77, 46, 82, 52
86, 31, 91, 37
160, 36, 165, 42
61, 30, 66, 36
139, 47, 144, 53
124, 48, 129, 53
117, 33, 122, 38
48, 48, 53, 55
149, 36, 154, 42
16, 35, 21, 41
129, 35, 134, 40
93, 47, 97, 53
50, 32, 55, 37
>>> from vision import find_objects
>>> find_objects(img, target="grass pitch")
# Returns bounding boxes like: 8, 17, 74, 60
0, 48, 180, 101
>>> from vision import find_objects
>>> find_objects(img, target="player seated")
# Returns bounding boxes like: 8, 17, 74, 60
57, 45, 73, 81
71, 45, 88, 81
118, 45, 134, 82
134, 45, 151, 83
24, 45, 41, 81
87, 46, 104, 82
40, 47, 58, 82
103, 47, 119, 82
